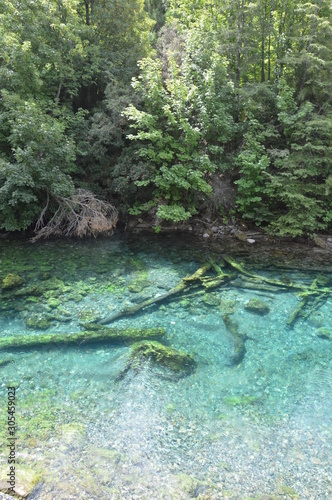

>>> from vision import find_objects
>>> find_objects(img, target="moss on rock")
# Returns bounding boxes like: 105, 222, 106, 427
60, 423, 86, 448
2, 273, 23, 289
128, 283, 144, 293
0, 464, 42, 498
47, 298, 61, 309
119, 341, 196, 379
220, 298, 237, 315
202, 293, 221, 307
244, 298, 270, 315
224, 395, 258, 407
25, 315, 53, 330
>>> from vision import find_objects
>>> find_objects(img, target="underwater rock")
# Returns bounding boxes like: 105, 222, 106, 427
60, 423, 86, 449
244, 298, 270, 315
224, 395, 259, 407
277, 484, 299, 498
128, 283, 144, 293
0, 357, 13, 368
128, 277, 151, 293
180, 298, 191, 308
174, 473, 209, 497
313, 236, 326, 249
118, 341, 196, 380
2, 273, 23, 290
220, 299, 237, 315
48, 313, 72, 323
46, 298, 60, 309
87, 447, 123, 467
317, 328, 332, 340
66, 293, 84, 302
0, 327, 166, 351
77, 309, 100, 324
202, 293, 221, 307
11, 285, 43, 298
0, 465, 42, 498
25, 315, 53, 330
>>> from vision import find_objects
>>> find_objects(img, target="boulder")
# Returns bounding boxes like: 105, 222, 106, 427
119, 341, 196, 379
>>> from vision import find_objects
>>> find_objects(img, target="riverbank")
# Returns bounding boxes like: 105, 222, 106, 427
1, 216, 332, 271
125, 217, 332, 270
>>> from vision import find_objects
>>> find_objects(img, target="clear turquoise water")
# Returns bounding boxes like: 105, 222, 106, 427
0, 236, 331, 499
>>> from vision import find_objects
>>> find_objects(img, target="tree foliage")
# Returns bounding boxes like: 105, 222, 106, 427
0, 0, 331, 236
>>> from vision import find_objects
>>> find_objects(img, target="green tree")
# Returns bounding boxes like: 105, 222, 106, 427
123, 50, 235, 222
266, 80, 332, 236
0, 94, 76, 230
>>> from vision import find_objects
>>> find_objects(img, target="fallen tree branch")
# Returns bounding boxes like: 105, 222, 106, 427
31, 189, 118, 241
99, 263, 216, 325
0, 327, 165, 351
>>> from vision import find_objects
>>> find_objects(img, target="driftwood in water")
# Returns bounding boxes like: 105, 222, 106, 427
99, 263, 232, 325
287, 275, 330, 328
222, 314, 247, 365
224, 255, 331, 327
97, 255, 332, 330
0, 327, 166, 351
287, 292, 329, 328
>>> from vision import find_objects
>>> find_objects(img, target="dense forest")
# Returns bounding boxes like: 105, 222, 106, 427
0, 0, 331, 237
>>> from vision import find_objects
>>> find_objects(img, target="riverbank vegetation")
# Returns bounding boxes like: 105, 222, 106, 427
0, 0, 331, 237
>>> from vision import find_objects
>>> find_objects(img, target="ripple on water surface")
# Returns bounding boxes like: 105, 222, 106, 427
0, 236, 331, 499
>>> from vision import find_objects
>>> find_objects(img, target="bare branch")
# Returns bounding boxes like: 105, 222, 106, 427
31, 189, 118, 242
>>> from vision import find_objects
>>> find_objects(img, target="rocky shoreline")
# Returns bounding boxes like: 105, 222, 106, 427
125, 217, 332, 269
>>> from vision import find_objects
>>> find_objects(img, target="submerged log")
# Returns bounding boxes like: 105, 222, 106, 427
99, 263, 219, 325
287, 296, 310, 327
287, 276, 330, 328
223, 255, 332, 295
222, 314, 247, 366
96, 255, 332, 328
0, 327, 166, 351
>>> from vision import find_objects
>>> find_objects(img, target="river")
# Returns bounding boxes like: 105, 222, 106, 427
0, 235, 331, 499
